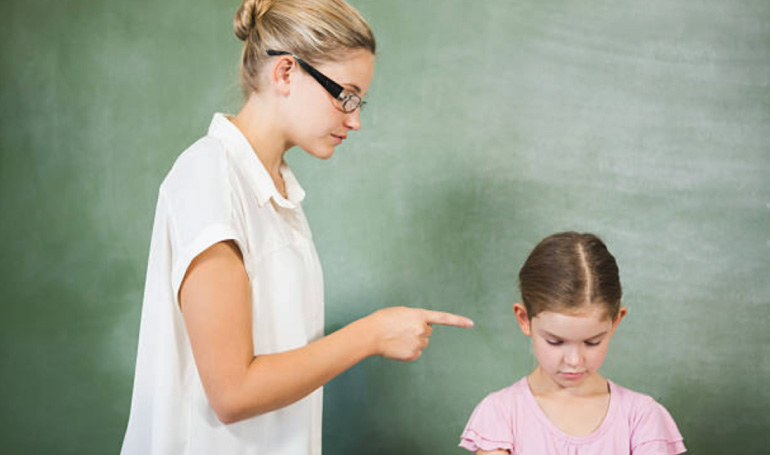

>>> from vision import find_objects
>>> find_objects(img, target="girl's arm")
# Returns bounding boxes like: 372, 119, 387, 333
476, 451, 509, 455
180, 240, 472, 424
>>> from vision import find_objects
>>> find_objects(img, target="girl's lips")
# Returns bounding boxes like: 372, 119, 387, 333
331, 134, 346, 144
560, 372, 585, 380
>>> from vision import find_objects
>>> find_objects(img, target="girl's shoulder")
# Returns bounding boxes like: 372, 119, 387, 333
608, 380, 683, 432
608, 381, 686, 454
471, 377, 535, 419
484, 377, 531, 404
504, 377, 531, 396
608, 380, 664, 415
459, 378, 531, 453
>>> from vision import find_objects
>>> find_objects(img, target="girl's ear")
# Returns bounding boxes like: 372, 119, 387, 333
513, 303, 532, 336
611, 306, 628, 332
271, 55, 296, 96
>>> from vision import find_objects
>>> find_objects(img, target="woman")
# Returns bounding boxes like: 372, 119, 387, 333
120, 1, 473, 454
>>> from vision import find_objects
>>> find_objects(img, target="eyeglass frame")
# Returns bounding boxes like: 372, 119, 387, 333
266, 50, 365, 113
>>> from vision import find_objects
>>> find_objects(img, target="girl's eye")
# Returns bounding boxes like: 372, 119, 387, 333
585, 341, 600, 347
546, 340, 563, 346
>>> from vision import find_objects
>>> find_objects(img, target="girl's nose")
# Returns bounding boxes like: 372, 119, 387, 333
564, 346, 582, 367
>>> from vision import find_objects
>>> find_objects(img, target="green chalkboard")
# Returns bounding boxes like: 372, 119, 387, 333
1, 0, 768, 453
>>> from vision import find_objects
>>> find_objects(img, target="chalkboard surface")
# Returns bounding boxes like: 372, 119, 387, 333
1, 0, 768, 453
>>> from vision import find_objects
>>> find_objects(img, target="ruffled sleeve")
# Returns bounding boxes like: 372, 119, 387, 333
630, 397, 686, 455
459, 392, 515, 453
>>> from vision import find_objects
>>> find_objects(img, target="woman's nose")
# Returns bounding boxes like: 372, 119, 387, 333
344, 108, 361, 130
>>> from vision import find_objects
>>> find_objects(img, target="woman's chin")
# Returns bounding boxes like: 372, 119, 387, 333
301, 144, 336, 160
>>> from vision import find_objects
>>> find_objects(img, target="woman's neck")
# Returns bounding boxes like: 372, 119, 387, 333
231, 95, 292, 194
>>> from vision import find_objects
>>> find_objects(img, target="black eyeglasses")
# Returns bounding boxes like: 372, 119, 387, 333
267, 50, 365, 113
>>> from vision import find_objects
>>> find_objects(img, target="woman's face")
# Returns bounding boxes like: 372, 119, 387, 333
285, 49, 375, 160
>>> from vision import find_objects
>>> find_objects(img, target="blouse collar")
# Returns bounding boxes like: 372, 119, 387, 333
208, 112, 306, 209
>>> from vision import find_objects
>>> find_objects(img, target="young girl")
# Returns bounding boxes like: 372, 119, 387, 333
120, 1, 472, 454
459, 232, 685, 455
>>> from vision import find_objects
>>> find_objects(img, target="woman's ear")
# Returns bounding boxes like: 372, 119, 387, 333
513, 303, 532, 336
271, 55, 296, 96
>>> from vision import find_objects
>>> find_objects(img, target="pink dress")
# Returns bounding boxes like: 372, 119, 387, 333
459, 378, 686, 455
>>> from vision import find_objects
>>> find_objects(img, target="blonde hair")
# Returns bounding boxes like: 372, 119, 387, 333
233, 0, 376, 95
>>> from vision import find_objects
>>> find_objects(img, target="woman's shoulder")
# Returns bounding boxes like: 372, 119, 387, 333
155, 134, 239, 228
162, 135, 229, 191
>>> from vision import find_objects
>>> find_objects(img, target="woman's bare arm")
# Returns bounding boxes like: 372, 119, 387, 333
180, 241, 473, 423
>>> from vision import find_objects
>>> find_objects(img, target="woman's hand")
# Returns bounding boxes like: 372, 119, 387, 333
363, 306, 474, 361
180, 242, 474, 423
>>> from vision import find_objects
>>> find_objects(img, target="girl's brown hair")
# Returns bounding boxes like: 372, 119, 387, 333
519, 232, 622, 320
233, 0, 376, 96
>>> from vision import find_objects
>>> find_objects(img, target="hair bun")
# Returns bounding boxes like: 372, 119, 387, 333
234, 0, 275, 41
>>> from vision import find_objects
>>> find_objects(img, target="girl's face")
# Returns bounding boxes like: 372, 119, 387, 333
514, 303, 626, 390
284, 49, 375, 160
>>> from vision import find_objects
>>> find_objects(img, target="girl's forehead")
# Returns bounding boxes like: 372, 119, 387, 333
532, 307, 613, 338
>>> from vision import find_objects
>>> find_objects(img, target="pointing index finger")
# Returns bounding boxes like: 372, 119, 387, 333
423, 310, 474, 328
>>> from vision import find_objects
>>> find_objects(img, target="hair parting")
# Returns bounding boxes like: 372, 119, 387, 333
518, 232, 623, 321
